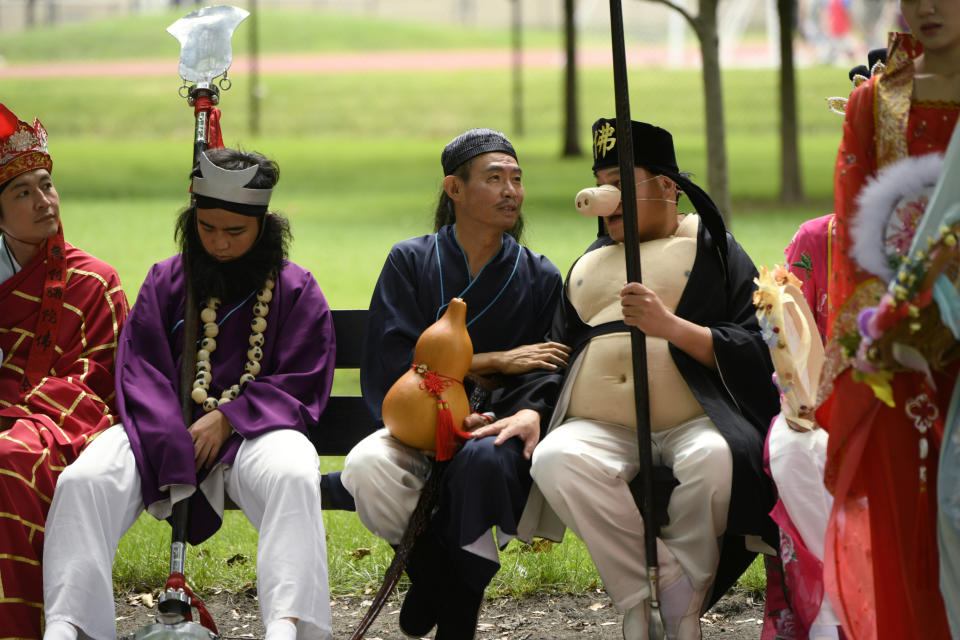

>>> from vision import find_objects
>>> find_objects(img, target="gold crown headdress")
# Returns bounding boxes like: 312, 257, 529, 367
0, 103, 52, 185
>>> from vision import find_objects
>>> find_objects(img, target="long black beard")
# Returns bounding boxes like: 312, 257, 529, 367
178, 211, 289, 303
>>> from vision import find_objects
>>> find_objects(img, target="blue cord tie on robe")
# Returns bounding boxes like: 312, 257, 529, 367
434, 229, 522, 328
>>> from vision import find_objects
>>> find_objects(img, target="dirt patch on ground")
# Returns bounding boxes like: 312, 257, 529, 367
115, 589, 764, 639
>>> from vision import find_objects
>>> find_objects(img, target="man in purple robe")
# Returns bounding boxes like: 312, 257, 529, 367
41, 148, 336, 640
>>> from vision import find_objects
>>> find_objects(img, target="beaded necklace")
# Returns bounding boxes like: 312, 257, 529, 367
190, 276, 275, 412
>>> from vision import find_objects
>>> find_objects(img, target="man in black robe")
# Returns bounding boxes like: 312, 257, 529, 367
516, 119, 780, 640
339, 128, 569, 639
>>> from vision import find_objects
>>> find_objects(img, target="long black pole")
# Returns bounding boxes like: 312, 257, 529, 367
157, 84, 211, 622
608, 0, 654, 561
608, 2, 665, 636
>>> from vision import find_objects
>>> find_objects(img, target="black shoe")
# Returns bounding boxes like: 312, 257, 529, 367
398, 580, 438, 637
434, 580, 483, 640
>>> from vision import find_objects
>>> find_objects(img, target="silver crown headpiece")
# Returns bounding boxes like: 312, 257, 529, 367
192, 151, 272, 206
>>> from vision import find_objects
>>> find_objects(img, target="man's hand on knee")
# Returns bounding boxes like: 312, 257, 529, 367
467, 408, 541, 459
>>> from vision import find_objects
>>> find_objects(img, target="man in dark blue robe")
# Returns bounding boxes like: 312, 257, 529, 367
340, 128, 567, 640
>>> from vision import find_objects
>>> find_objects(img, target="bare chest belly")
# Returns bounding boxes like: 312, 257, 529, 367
566, 333, 704, 431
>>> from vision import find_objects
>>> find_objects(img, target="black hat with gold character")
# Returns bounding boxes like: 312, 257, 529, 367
590, 117, 727, 256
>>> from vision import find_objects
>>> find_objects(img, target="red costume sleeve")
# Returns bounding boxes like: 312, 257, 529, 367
827, 78, 877, 342
0, 246, 129, 452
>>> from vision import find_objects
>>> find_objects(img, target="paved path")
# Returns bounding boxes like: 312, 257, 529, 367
0, 43, 777, 78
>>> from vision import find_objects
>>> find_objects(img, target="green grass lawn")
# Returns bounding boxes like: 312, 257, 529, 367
3, 7, 848, 603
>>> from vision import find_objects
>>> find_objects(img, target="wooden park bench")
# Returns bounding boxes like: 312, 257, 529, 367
310, 308, 379, 510
307, 308, 378, 456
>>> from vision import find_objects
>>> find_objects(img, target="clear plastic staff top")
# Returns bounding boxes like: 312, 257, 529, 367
167, 5, 249, 85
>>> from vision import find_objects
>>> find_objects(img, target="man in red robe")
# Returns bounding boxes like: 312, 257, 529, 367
0, 102, 128, 638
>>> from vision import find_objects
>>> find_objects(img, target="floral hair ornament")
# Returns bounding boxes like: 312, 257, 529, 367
0, 103, 52, 185
826, 47, 887, 115
754, 265, 824, 430
192, 150, 272, 207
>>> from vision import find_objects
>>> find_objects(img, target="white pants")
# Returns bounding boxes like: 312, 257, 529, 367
341, 428, 433, 546
42, 425, 332, 640
531, 416, 731, 611
767, 413, 840, 629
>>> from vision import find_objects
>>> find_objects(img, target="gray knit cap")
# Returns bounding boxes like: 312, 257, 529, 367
441, 128, 517, 176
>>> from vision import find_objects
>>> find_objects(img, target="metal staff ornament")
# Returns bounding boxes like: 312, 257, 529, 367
167, 5, 249, 89
123, 7, 247, 640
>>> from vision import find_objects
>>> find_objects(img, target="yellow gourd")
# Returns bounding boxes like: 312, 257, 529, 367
382, 298, 473, 451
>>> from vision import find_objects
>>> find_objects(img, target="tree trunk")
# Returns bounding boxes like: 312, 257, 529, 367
562, 0, 581, 157
249, 0, 260, 136
694, 4, 731, 224
778, 0, 804, 202
512, 0, 524, 136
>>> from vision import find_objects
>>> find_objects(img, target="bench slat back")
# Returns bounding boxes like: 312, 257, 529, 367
309, 308, 379, 456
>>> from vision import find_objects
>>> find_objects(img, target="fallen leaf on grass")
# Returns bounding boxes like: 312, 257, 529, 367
225, 553, 249, 565
349, 547, 372, 559
516, 538, 554, 553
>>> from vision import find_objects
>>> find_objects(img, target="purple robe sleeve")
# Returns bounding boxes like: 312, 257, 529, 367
117, 261, 197, 497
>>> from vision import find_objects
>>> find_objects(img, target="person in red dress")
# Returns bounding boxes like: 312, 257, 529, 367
0, 102, 128, 638
817, 0, 960, 636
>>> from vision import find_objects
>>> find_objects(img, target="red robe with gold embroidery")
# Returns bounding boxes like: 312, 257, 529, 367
818, 33, 959, 640
0, 235, 127, 638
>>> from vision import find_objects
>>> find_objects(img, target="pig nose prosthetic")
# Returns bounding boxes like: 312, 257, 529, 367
575, 184, 621, 217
